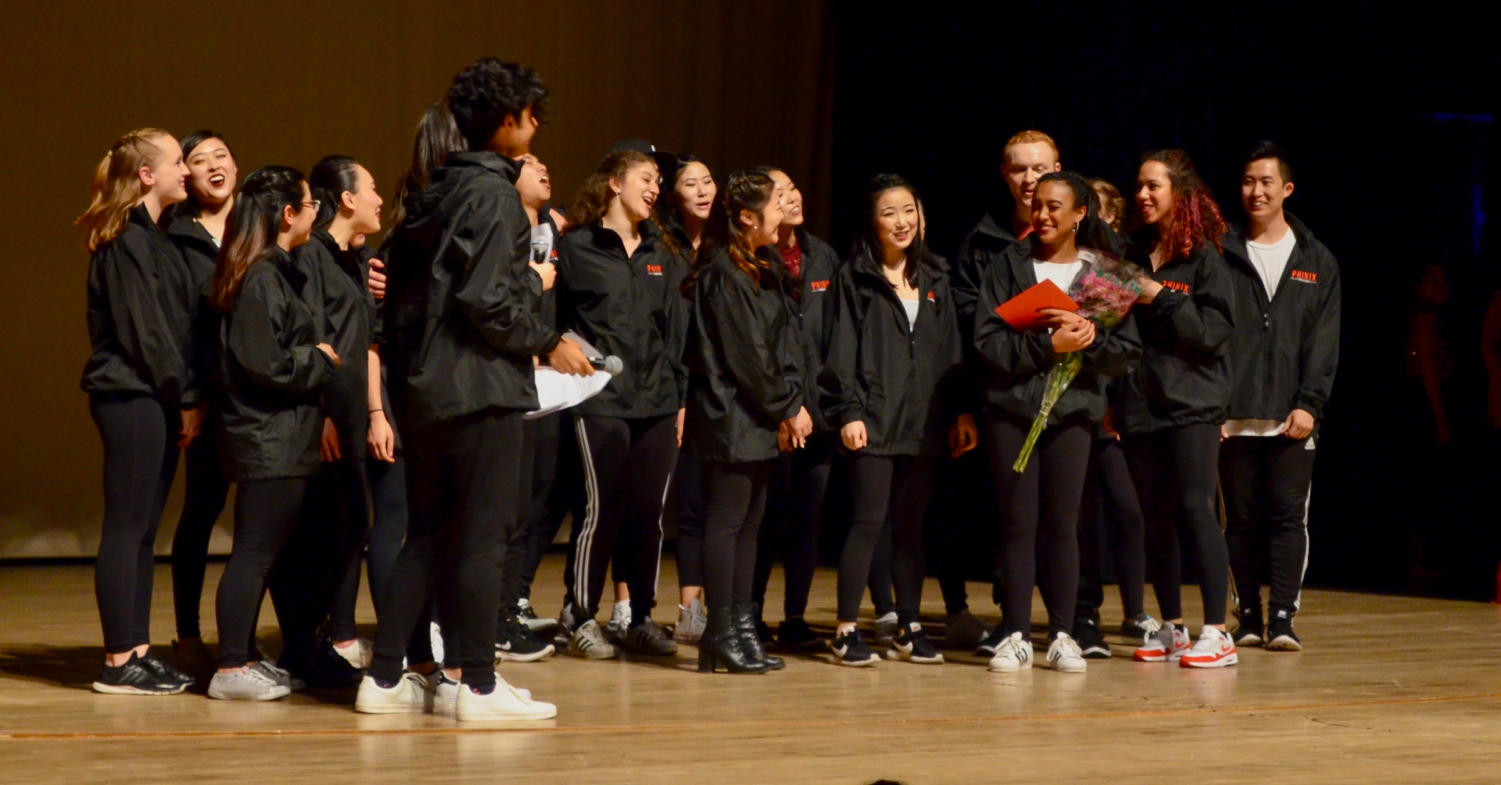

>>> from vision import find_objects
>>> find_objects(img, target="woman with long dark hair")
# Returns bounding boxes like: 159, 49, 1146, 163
207, 166, 339, 700
974, 172, 1141, 673
685, 169, 809, 673
550, 149, 685, 659
159, 129, 237, 674
820, 174, 973, 666
79, 128, 196, 695
1117, 149, 1238, 668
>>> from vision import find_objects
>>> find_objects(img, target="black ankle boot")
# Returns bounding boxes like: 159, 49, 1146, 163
698, 606, 769, 674
733, 602, 784, 670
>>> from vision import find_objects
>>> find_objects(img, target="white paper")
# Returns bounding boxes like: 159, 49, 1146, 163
526, 331, 613, 419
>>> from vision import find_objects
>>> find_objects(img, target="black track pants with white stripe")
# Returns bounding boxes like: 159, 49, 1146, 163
1221, 435, 1316, 615
564, 413, 678, 625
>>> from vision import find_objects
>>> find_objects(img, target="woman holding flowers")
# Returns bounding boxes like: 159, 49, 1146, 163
1115, 150, 1239, 669
974, 171, 1140, 674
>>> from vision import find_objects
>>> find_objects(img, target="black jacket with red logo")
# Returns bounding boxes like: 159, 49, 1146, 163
782, 228, 841, 432
555, 221, 687, 419
1221, 214, 1340, 424
1115, 239, 1236, 435
819, 249, 966, 457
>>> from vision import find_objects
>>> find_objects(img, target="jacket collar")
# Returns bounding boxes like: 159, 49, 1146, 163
163, 210, 216, 245
267, 246, 307, 291
128, 203, 164, 235
445, 150, 521, 182
1225, 211, 1316, 263
971, 210, 1019, 245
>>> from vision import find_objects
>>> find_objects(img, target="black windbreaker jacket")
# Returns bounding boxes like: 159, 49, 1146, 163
783, 229, 842, 433
685, 247, 803, 463
556, 222, 687, 419
953, 210, 1021, 342
974, 242, 1141, 428
163, 211, 223, 408
218, 248, 335, 481
81, 205, 195, 404
820, 250, 967, 457
297, 229, 375, 456
379, 152, 560, 431
1222, 215, 1341, 423
1115, 240, 1237, 436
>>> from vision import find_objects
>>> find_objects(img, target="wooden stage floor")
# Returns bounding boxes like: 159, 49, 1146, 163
1, 557, 1498, 783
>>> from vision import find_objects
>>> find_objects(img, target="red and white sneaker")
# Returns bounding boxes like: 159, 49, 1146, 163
1132, 620, 1190, 662
1179, 626, 1238, 668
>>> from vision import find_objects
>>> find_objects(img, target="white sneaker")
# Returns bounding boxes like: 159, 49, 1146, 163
673, 597, 707, 643
207, 666, 291, 701
1132, 620, 1191, 662
455, 679, 557, 721
354, 672, 432, 714
1179, 626, 1239, 669
604, 600, 631, 643
333, 638, 373, 670
568, 619, 619, 659
428, 671, 460, 716
1043, 632, 1087, 673
986, 631, 1033, 672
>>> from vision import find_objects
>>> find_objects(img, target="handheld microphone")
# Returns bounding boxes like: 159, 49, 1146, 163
590, 355, 624, 375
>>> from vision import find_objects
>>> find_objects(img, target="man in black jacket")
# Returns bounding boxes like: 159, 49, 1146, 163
357, 58, 590, 722
1220, 142, 1340, 652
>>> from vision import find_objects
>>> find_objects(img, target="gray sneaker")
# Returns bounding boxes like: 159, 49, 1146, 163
208, 666, 291, 701
604, 601, 631, 643
254, 660, 305, 692
568, 619, 619, 659
674, 598, 707, 643
873, 612, 899, 646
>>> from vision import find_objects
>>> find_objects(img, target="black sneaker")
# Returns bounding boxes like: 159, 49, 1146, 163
515, 599, 560, 637
974, 624, 1007, 657
887, 622, 944, 664
139, 652, 196, 687
1073, 617, 1111, 659
621, 619, 679, 656
298, 640, 364, 687
93, 654, 186, 695
1265, 608, 1302, 651
1231, 607, 1265, 648
776, 617, 821, 651
1120, 613, 1158, 640
829, 629, 880, 667
495, 616, 556, 662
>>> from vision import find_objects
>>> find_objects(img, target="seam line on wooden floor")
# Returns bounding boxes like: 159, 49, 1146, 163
3, 691, 1497, 741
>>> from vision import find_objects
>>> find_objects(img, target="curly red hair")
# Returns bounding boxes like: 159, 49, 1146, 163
1132, 149, 1226, 261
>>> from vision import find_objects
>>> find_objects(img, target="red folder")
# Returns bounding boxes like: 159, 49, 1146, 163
995, 279, 1078, 331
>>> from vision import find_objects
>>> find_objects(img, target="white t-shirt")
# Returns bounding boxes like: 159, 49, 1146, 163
1032, 259, 1084, 293
1246, 227, 1296, 299
900, 297, 920, 329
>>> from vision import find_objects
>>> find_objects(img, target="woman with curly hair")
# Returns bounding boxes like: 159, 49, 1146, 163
1116, 149, 1239, 669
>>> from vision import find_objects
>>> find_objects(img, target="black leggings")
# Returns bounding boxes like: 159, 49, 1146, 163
564, 414, 677, 624
90, 394, 180, 654
370, 409, 523, 690
988, 416, 1091, 637
701, 460, 773, 607
752, 433, 835, 619
672, 446, 706, 589
1077, 437, 1147, 621
216, 476, 309, 667
838, 453, 936, 626
1221, 435, 1316, 614
503, 412, 576, 609
1123, 424, 1229, 626
169, 410, 230, 641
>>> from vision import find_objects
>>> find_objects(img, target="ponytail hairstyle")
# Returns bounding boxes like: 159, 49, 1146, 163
210, 166, 306, 312
309, 155, 361, 230
1035, 171, 1116, 254
564, 149, 655, 232
1129, 149, 1226, 261
853, 173, 937, 287
390, 101, 465, 228
77, 128, 172, 252
682, 168, 777, 296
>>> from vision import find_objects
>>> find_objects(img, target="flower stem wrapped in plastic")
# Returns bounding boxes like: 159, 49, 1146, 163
1012, 251, 1145, 473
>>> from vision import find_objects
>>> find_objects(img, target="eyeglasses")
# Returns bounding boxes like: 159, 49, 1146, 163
301, 199, 321, 212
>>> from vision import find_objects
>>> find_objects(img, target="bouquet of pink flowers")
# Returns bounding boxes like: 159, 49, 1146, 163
1013, 251, 1145, 472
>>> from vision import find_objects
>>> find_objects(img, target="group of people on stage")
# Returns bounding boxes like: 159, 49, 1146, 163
78, 55, 1338, 720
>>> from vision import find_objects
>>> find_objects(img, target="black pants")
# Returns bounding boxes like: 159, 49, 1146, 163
1221, 435, 1316, 615
370, 409, 523, 690
169, 409, 230, 641
988, 416, 1091, 637
1123, 423, 1229, 626
701, 459, 773, 606
837, 453, 936, 626
365, 454, 437, 663
216, 476, 310, 667
926, 445, 998, 614
90, 394, 180, 654
671, 446, 706, 589
267, 456, 369, 668
1076, 437, 1147, 622
564, 413, 677, 625
502, 412, 576, 611
752, 433, 835, 620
